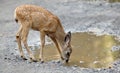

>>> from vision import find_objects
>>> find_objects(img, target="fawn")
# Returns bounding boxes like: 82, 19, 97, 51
14, 5, 72, 62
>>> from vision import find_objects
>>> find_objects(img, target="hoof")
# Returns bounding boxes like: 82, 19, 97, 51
23, 58, 28, 60
32, 60, 38, 62
40, 60, 44, 63
30, 58, 37, 62
39, 58, 44, 63
21, 56, 27, 60
61, 56, 64, 60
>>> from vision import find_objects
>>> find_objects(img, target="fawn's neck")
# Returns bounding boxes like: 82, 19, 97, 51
55, 25, 66, 50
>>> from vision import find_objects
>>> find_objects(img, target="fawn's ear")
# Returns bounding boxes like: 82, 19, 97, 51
64, 31, 71, 45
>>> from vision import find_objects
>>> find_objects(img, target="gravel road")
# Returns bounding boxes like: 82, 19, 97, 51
1, 0, 120, 73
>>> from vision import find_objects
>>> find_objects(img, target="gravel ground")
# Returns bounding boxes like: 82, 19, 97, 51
1, 0, 120, 73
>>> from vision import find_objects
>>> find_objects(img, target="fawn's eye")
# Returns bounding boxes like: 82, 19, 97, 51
66, 52, 70, 56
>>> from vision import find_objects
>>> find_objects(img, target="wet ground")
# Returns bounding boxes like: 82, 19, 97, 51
1, 0, 120, 73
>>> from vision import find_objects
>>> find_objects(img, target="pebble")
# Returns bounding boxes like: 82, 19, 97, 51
4, 57, 7, 60
52, 60, 61, 63
15, 48, 17, 50
8, 58, 11, 60
72, 66, 77, 70
74, 65, 78, 67
4, 57, 11, 60
55, 60, 61, 63
11, 53, 14, 55
114, 63, 117, 66
26, 60, 32, 64
103, 68, 106, 70
5, 55, 7, 56
80, 61, 84, 63
93, 61, 99, 64
109, 66, 112, 69
51, 60, 55, 63
36, 63, 40, 67
111, 46, 120, 52
14, 40, 17, 42
99, 3, 102, 6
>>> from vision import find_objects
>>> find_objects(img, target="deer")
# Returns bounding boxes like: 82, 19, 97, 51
14, 4, 72, 63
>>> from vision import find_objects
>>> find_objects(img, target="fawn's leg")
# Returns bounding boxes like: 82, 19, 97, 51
39, 32, 45, 62
16, 25, 27, 60
21, 23, 37, 62
50, 37, 64, 60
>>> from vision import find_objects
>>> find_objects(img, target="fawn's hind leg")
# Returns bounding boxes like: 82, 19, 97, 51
16, 25, 27, 60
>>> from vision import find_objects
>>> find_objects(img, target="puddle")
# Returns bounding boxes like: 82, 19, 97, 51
32, 32, 120, 68
109, 0, 120, 3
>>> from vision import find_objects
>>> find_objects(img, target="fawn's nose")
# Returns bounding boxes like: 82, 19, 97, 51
66, 59, 69, 63
65, 52, 70, 63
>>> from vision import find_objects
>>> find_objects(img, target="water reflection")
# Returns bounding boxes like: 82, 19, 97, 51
32, 32, 120, 68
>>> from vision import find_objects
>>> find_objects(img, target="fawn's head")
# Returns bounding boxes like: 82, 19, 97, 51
63, 31, 72, 63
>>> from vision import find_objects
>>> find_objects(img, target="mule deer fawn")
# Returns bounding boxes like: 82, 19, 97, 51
14, 5, 72, 62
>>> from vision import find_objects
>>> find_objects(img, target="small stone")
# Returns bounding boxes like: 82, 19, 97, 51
72, 66, 77, 70
26, 60, 32, 64
56, 60, 61, 63
51, 60, 55, 63
11, 53, 14, 55
15, 48, 17, 50
111, 46, 120, 52
14, 40, 17, 42
110, 5, 113, 7
109, 66, 112, 69
5, 55, 7, 56
99, 3, 102, 6
79, 61, 84, 63
36, 64, 40, 67
4, 57, 7, 60
93, 61, 99, 64
103, 68, 106, 70
8, 58, 11, 60
74, 65, 78, 67
114, 63, 117, 66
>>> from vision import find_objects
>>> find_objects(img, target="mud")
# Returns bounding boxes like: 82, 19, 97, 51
1, 0, 120, 73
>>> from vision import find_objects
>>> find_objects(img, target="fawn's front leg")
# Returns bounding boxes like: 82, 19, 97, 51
21, 23, 37, 62
50, 37, 64, 60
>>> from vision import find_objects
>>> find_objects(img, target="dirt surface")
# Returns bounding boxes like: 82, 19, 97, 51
1, 0, 120, 73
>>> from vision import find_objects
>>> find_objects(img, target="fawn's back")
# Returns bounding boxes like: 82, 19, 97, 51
14, 5, 62, 32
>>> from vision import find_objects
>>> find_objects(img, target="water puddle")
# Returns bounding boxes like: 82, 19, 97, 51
32, 32, 120, 68
109, 0, 120, 3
